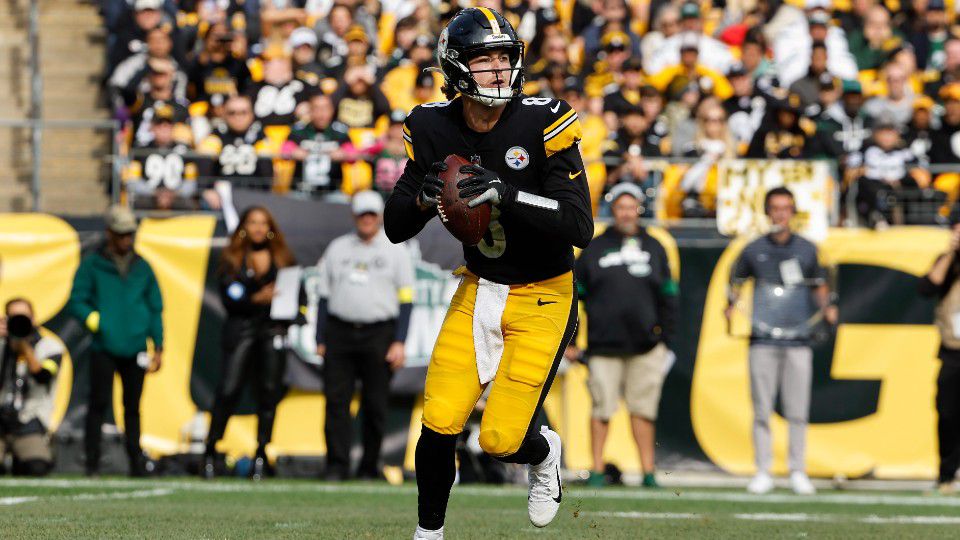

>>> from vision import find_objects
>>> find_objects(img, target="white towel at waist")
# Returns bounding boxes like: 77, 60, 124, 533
473, 277, 510, 384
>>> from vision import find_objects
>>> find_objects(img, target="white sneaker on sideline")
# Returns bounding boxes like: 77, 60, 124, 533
790, 471, 816, 495
747, 472, 774, 494
528, 427, 562, 527
413, 525, 444, 539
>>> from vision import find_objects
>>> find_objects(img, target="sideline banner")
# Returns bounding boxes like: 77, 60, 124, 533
716, 160, 832, 241
0, 210, 951, 478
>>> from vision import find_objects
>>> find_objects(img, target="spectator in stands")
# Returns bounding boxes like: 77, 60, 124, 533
814, 79, 871, 159
290, 26, 324, 88
283, 93, 351, 193
680, 101, 735, 217
646, 1, 734, 75
931, 83, 960, 164
908, 0, 949, 72
927, 39, 960, 97
187, 21, 251, 104
648, 33, 734, 102
125, 57, 191, 149
68, 206, 163, 477
203, 206, 301, 480
846, 119, 929, 228
605, 104, 660, 187
789, 41, 830, 110
324, 24, 377, 83
125, 104, 199, 210
245, 46, 311, 130
863, 63, 915, 128
315, 191, 413, 481
109, 25, 187, 107
0, 298, 63, 477
316, 3, 355, 73
371, 110, 410, 195
918, 210, 960, 495
747, 93, 816, 159
906, 96, 936, 165
740, 29, 774, 82
726, 187, 836, 496
579, 0, 641, 61
770, 2, 857, 88
640, 4, 681, 75
198, 94, 273, 201
332, 63, 391, 129
724, 63, 767, 155
603, 57, 645, 132
639, 85, 669, 154
571, 183, 677, 488
381, 35, 444, 111
584, 31, 633, 97
848, 5, 904, 71
108, 0, 183, 73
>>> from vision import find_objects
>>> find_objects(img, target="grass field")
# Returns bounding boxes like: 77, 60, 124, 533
1, 477, 959, 539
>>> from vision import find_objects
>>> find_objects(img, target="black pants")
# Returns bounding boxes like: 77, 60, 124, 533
937, 360, 960, 483
206, 320, 287, 456
85, 350, 145, 473
323, 317, 395, 477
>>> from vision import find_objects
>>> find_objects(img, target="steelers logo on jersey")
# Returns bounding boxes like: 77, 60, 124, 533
504, 146, 529, 170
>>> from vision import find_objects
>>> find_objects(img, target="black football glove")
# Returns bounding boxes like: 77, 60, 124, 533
418, 161, 447, 207
457, 165, 510, 208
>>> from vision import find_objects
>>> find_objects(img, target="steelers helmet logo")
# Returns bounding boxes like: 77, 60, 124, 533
504, 146, 529, 170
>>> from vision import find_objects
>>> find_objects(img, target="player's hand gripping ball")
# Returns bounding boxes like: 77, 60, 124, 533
437, 154, 492, 245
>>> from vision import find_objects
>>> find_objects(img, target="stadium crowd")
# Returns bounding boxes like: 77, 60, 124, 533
102, 0, 960, 225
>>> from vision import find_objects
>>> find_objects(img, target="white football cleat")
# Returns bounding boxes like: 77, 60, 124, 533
790, 471, 816, 495
413, 525, 443, 539
747, 472, 774, 494
528, 426, 562, 528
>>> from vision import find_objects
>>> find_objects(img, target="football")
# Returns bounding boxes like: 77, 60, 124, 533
437, 154, 492, 245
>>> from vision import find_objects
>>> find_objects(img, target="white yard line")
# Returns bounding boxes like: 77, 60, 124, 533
594, 511, 960, 525
0, 478, 958, 509
0, 488, 174, 507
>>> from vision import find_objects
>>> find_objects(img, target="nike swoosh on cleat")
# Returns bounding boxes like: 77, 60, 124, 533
550, 102, 561, 113
553, 467, 562, 503
537, 299, 557, 306
568, 170, 582, 179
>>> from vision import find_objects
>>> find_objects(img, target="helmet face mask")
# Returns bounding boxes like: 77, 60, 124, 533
437, 8, 525, 107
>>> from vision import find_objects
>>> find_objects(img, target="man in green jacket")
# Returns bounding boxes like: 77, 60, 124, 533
68, 205, 163, 477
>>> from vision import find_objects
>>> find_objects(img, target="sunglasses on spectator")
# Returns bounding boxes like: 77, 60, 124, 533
226, 109, 252, 116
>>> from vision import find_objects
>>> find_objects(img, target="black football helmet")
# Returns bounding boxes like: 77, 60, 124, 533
436, 7, 524, 107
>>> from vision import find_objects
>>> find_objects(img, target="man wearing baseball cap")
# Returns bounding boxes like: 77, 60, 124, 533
571, 183, 678, 488
68, 205, 164, 477
314, 191, 414, 480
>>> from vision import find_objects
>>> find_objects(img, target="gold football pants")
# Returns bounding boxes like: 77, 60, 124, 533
421, 268, 577, 457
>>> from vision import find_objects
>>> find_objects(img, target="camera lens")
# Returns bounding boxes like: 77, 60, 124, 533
7, 314, 33, 339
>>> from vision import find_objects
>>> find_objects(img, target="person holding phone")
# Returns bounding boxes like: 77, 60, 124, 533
202, 206, 300, 480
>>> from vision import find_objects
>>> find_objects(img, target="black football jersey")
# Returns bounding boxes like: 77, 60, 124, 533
390, 95, 593, 284
129, 142, 197, 191
198, 123, 273, 185
245, 79, 312, 126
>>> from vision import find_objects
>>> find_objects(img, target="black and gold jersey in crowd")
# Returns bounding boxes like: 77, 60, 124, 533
384, 95, 594, 285
245, 79, 313, 126
198, 123, 273, 183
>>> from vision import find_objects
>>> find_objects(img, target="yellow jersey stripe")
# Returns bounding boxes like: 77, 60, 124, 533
402, 124, 411, 137
41, 359, 59, 376
544, 112, 579, 142
542, 108, 576, 137
477, 7, 500, 34
544, 118, 583, 158
397, 287, 414, 303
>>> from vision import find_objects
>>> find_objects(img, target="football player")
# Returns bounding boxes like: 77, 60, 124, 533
383, 8, 593, 540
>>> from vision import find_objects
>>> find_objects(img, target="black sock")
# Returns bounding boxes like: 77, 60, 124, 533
416, 426, 458, 530
493, 432, 549, 465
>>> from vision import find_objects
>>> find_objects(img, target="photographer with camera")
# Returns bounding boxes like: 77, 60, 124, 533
919, 208, 960, 495
0, 298, 63, 476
